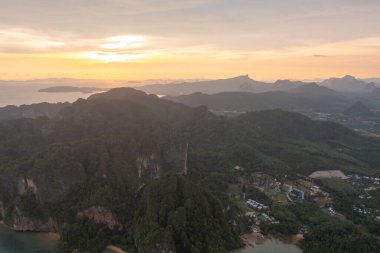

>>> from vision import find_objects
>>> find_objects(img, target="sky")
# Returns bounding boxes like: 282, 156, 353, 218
1, 0, 380, 82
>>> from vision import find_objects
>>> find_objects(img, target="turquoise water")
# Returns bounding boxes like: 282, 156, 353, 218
0, 226, 124, 253
0, 225, 58, 253
232, 239, 302, 253
0, 225, 302, 253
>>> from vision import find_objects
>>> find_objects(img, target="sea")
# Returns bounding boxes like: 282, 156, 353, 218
0, 225, 58, 253
0, 225, 122, 253
232, 239, 302, 253
0, 224, 302, 253
0, 84, 98, 107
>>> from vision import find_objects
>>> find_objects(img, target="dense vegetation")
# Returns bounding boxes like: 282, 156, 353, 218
316, 178, 380, 237
300, 218, 379, 253
0, 88, 379, 252
260, 203, 380, 253
58, 218, 111, 253
134, 175, 241, 253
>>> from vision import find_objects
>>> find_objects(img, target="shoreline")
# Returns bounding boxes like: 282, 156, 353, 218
39, 232, 60, 245
241, 232, 266, 247
241, 232, 303, 247
0, 224, 127, 253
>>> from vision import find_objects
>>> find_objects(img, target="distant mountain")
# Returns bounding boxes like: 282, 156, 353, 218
344, 101, 374, 116
39, 86, 106, 94
88, 87, 153, 101
137, 75, 380, 96
286, 83, 337, 95
271, 80, 309, 91
136, 75, 271, 95
372, 87, 380, 97
321, 75, 375, 93
168, 88, 351, 113
363, 78, 380, 85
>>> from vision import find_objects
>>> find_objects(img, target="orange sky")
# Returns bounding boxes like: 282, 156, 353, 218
1, 0, 380, 82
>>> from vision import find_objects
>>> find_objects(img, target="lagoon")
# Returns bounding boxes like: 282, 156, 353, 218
0, 224, 302, 253
0, 225, 58, 253
232, 238, 302, 253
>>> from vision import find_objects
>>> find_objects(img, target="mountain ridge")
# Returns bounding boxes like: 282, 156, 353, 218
136, 74, 379, 96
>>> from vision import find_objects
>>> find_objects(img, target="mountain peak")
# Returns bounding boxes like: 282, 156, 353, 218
274, 79, 293, 85
233, 74, 252, 81
321, 75, 370, 92
342, 75, 357, 80
88, 87, 155, 101
137, 75, 270, 95
288, 83, 336, 94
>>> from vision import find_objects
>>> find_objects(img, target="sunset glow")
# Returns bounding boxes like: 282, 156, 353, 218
100, 35, 146, 50
0, 0, 379, 81
82, 51, 147, 63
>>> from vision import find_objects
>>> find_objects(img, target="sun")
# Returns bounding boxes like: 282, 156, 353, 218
100, 35, 146, 50
83, 51, 146, 63
81, 35, 148, 63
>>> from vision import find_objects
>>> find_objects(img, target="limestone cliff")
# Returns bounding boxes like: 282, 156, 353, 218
0, 142, 188, 233
136, 143, 188, 181
77, 206, 122, 230
0, 88, 190, 235
11, 209, 60, 232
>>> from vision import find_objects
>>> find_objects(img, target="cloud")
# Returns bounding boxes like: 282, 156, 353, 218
0, 0, 379, 79
81, 51, 147, 63
80, 35, 154, 62
100, 35, 147, 50
0, 0, 379, 56
0, 28, 150, 58
1, 0, 379, 41
0, 28, 66, 53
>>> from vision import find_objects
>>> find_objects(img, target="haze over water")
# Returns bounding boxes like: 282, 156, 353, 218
0, 85, 95, 107
0, 225, 57, 253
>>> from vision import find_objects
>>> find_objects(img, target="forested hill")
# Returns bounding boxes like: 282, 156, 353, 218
167, 90, 352, 113
236, 109, 354, 140
0, 102, 70, 121
0, 87, 379, 252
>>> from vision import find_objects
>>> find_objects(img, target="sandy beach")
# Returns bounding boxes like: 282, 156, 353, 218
241, 232, 304, 248
45, 232, 60, 240
105, 245, 128, 253
289, 234, 304, 243
241, 232, 266, 246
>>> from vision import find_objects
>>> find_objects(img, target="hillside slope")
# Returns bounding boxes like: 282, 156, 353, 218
0, 88, 379, 252
168, 89, 351, 113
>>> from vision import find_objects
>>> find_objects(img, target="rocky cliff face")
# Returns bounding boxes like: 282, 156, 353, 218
0, 88, 192, 235
0, 142, 188, 233
11, 209, 60, 232
136, 143, 188, 181
77, 206, 122, 230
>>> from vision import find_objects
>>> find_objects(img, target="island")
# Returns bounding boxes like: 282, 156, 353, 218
38, 86, 107, 94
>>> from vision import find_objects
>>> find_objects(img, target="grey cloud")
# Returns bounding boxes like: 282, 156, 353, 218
0, 0, 379, 53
